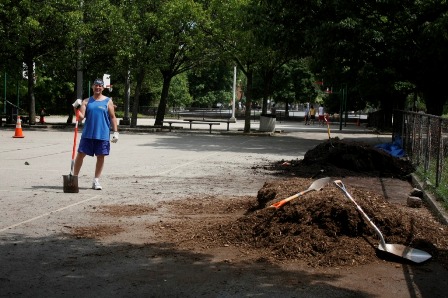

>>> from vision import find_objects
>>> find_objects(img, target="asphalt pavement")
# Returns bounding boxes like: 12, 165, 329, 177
0, 114, 391, 232
4, 115, 448, 297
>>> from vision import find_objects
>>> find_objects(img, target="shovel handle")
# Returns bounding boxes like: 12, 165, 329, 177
268, 189, 312, 209
333, 180, 387, 247
71, 110, 79, 161
268, 177, 330, 209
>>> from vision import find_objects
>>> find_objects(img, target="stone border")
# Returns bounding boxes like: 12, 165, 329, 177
411, 173, 448, 225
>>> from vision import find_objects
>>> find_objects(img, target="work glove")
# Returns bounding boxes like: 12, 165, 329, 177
72, 99, 83, 109
111, 131, 119, 143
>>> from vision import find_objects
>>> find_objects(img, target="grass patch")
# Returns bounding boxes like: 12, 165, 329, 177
415, 165, 448, 210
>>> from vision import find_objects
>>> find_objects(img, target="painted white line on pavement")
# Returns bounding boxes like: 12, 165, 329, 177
0, 195, 101, 233
157, 154, 216, 175
1, 138, 254, 233
0, 190, 43, 193
114, 138, 254, 177
0, 167, 61, 172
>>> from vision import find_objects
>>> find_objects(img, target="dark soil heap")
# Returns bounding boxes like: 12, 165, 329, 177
268, 138, 415, 179
214, 139, 447, 267
153, 139, 447, 268
213, 179, 447, 267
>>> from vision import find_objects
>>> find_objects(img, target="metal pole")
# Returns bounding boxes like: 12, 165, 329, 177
436, 117, 443, 187
344, 84, 348, 127
339, 87, 343, 130
76, 62, 83, 99
120, 69, 131, 125
230, 65, 236, 121
3, 72, 6, 114
16, 79, 19, 107
76, 0, 84, 100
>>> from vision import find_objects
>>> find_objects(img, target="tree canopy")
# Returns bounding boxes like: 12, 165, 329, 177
1, 0, 447, 124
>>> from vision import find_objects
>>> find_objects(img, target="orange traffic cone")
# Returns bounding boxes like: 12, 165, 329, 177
13, 116, 24, 138
39, 108, 46, 124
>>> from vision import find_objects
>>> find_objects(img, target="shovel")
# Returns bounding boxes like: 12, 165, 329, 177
268, 177, 331, 209
63, 109, 80, 193
333, 180, 431, 264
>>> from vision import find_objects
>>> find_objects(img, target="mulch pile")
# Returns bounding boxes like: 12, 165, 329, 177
207, 139, 448, 267
263, 137, 415, 179
211, 181, 446, 267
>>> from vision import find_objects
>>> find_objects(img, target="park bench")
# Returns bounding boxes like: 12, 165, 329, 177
161, 120, 220, 134
183, 118, 236, 131
0, 114, 6, 126
0, 114, 30, 126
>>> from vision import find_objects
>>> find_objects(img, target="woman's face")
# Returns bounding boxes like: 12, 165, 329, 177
92, 84, 104, 94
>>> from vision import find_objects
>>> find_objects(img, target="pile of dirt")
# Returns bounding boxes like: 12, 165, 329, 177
164, 139, 447, 268
159, 178, 447, 268
265, 138, 415, 179
226, 180, 447, 267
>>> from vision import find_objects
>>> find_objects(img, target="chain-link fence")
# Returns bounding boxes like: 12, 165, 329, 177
393, 110, 448, 206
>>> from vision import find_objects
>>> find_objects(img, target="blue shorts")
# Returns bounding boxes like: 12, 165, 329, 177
78, 138, 110, 156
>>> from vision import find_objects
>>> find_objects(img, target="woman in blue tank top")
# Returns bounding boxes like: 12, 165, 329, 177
71, 78, 119, 190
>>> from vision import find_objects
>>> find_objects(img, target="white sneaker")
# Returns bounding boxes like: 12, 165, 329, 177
92, 179, 102, 190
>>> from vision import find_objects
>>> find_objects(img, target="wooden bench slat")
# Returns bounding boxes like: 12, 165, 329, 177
182, 118, 235, 130
161, 120, 220, 133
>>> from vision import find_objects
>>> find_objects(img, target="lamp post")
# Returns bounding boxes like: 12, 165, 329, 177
339, 86, 343, 130
120, 69, 131, 125
343, 84, 348, 129
325, 84, 348, 130
3, 72, 6, 114
337, 84, 348, 130
76, 1, 83, 101
230, 65, 236, 121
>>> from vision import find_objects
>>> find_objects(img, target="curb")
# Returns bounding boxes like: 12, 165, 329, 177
1, 122, 282, 136
411, 173, 448, 225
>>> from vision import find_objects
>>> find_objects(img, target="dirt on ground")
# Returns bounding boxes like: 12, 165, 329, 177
68, 138, 448, 273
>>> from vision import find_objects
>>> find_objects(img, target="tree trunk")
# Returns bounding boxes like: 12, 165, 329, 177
155, 72, 172, 126
122, 69, 131, 124
380, 94, 394, 130
66, 88, 76, 124
26, 60, 36, 125
422, 87, 445, 116
261, 70, 273, 115
244, 70, 253, 133
130, 68, 145, 128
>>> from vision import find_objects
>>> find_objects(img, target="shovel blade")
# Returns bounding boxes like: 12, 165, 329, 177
378, 243, 432, 264
63, 174, 79, 193
268, 177, 331, 209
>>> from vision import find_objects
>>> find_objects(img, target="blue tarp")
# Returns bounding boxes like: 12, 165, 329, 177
375, 136, 405, 157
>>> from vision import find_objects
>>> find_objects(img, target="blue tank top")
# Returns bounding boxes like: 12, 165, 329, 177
81, 97, 111, 141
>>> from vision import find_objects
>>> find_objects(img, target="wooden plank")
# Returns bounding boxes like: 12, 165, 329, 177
162, 120, 220, 133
